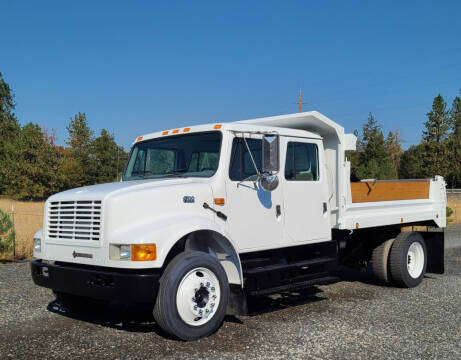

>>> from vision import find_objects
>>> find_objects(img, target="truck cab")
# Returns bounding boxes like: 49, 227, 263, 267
31, 111, 446, 340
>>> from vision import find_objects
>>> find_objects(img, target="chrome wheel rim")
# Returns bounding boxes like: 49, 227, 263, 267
176, 267, 221, 326
407, 242, 424, 278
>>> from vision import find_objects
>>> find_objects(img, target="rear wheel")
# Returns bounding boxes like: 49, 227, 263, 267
154, 251, 229, 341
372, 238, 394, 283
389, 232, 427, 288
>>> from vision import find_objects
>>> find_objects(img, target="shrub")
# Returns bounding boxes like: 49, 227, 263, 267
0, 209, 15, 254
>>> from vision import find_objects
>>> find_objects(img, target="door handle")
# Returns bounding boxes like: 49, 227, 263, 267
276, 205, 281, 217
323, 202, 328, 213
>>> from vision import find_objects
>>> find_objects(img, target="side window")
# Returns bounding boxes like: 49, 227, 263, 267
285, 142, 319, 181
229, 137, 262, 181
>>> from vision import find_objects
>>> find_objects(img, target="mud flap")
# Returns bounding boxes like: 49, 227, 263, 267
420, 230, 444, 274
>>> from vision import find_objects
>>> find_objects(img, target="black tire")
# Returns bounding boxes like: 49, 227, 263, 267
372, 238, 395, 283
153, 251, 229, 341
389, 232, 427, 288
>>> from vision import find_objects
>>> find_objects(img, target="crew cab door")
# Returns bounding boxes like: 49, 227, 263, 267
281, 138, 331, 243
225, 135, 284, 251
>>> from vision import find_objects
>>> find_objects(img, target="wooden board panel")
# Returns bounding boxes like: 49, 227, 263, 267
351, 180, 430, 203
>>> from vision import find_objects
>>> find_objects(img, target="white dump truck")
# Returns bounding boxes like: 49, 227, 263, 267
31, 111, 446, 340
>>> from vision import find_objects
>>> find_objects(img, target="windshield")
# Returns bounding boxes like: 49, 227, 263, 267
123, 132, 222, 180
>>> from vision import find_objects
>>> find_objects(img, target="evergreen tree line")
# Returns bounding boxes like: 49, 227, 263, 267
0, 72, 127, 200
348, 91, 461, 188
0, 71, 460, 200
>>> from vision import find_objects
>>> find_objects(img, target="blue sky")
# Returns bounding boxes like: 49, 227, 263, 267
2, 1, 461, 150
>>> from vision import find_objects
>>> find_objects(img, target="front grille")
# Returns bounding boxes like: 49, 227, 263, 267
48, 200, 102, 241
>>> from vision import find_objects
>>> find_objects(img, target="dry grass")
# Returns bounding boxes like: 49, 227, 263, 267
0, 199, 44, 259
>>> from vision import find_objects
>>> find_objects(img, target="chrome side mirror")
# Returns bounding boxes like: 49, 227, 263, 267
262, 135, 280, 174
260, 173, 279, 191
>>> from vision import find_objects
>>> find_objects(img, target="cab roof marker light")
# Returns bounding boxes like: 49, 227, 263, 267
162, 130, 169, 136
172, 129, 179, 134
214, 124, 222, 129
136, 136, 143, 142
183, 127, 191, 133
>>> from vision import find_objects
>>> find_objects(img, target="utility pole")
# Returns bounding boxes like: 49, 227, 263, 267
294, 88, 307, 113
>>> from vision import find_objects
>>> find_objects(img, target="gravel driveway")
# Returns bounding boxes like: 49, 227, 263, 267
1, 227, 460, 359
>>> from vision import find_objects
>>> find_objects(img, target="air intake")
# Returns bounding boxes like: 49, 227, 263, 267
48, 200, 102, 241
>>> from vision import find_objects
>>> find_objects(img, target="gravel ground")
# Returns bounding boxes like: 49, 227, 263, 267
0, 227, 460, 360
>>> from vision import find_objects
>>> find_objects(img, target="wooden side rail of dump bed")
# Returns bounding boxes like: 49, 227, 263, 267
350, 179, 430, 203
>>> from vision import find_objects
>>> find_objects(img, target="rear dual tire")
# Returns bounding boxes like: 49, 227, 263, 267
372, 232, 427, 288
389, 232, 427, 288
372, 238, 394, 283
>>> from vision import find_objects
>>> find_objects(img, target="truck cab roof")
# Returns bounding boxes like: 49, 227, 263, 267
134, 110, 362, 144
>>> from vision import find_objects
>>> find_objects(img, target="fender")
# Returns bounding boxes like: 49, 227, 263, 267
108, 213, 243, 283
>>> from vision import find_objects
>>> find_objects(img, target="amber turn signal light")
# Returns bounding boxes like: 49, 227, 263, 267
131, 244, 157, 261
214, 198, 225, 205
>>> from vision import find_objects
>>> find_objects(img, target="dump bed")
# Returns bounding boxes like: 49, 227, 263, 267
342, 177, 447, 230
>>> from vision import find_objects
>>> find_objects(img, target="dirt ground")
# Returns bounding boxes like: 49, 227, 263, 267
0, 227, 460, 359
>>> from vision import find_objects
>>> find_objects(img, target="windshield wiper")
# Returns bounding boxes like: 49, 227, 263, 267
166, 168, 188, 177
130, 170, 152, 179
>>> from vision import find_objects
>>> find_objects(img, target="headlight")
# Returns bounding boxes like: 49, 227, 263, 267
33, 238, 41, 252
110, 244, 156, 261
119, 245, 131, 259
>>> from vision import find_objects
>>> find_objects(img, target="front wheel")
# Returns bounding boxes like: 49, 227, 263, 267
389, 232, 427, 288
153, 251, 229, 340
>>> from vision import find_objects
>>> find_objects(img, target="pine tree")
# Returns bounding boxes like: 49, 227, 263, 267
2, 124, 61, 199
421, 94, 451, 180
448, 92, 461, 187
355, 113, 397, 180
0, 72, 19, 140
385, 128, 403, 175
90, 129, 127, 184
0, 73, 20, 194
56, 147, 83, 191
399, 144, 426, 179
66, 112, 93, 185
423, 94, 450, 143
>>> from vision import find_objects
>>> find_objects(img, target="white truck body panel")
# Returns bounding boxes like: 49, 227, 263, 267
34, 111, 446, 272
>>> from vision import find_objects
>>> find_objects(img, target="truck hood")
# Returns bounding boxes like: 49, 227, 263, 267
48, 178, 207, 202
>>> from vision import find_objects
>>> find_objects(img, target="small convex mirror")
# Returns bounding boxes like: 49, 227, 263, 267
260, 173, 279, 191
262, 135, 280, 174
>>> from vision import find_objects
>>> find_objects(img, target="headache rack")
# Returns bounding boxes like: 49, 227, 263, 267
47, 200, 102, 241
